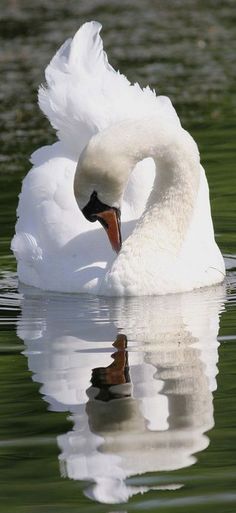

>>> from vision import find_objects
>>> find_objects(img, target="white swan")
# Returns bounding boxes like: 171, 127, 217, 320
12, 21, 225, 295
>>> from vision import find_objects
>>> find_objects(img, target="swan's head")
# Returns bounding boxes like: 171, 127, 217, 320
74, 133, 132, 253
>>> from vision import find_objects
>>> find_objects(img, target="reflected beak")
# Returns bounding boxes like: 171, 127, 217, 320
96, 208, 122, 253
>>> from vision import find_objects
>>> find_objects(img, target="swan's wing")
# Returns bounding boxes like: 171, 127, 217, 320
38, 21, 180, 161
11, 141, 117, 292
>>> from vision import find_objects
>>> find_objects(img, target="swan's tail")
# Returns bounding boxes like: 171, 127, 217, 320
38, 21, 180, 161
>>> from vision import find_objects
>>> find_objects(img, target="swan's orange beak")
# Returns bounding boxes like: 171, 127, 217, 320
96, 209, 122, 253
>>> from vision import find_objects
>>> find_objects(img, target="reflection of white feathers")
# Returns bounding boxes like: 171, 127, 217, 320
18, 285, 225, 503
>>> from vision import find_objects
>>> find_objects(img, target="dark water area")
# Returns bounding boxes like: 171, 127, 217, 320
0, 1, 236, 512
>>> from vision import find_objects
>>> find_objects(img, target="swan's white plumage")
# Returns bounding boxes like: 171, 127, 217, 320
12, 21, 225, 295
38, 21, 180, 161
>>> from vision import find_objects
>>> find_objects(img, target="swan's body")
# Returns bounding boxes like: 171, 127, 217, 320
12, 22, 225, 295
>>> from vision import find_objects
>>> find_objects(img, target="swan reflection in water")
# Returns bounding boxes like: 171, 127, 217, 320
18, 285, 225, 504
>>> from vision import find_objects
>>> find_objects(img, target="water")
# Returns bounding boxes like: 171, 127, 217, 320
0, 0, 236, 511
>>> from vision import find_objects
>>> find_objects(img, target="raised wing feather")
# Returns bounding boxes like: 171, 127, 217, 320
38, 21, 180, 161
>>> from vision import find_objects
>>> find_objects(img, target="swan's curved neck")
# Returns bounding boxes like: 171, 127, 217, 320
137, 122, 200, 252
95, 118, 200, 251
78, 117, 201, 252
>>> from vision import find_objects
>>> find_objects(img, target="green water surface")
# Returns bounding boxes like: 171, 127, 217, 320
0, 1, 236, 512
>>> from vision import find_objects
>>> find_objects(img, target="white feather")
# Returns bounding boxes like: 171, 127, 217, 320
38, 21, 179, 160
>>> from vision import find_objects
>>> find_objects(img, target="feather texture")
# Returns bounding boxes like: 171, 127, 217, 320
38, 21, 179, 160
